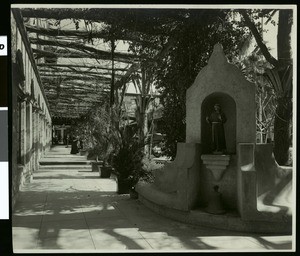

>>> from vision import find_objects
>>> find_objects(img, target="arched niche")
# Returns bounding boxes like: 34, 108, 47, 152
201, 92, 236, 154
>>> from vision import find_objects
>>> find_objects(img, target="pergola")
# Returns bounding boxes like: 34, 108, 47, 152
13, 7, 200, 120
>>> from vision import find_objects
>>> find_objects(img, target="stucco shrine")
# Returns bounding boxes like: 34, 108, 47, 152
136, 44, 293, 234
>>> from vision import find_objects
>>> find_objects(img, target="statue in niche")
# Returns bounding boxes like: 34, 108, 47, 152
206, 104, 227, 154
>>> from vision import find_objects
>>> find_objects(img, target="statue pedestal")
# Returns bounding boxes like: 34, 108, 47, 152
201, 154, 230, 181
201, 154, 230, 214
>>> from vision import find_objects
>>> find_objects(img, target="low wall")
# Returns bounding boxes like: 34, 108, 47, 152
255, 143, 292, 196
136, 143, 201, 211
137, 142, 293, 234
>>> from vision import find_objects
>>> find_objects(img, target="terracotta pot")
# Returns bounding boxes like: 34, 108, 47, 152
117, 180, 131, 194
80, 150, 88, 156
129, 189, 138, 199
99, 166, 112, 178
91, 162, 102, 172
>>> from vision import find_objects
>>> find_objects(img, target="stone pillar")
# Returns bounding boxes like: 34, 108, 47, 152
41, 115, 44, 155
46, 122, 50, 150
31, 106, 35, 172
32, 108, 39, 172
25, 101, 32, 177
38, 112, 41, 159
43, 117, 46, 153
20, 101, 26, 165
46, 124, 49, 149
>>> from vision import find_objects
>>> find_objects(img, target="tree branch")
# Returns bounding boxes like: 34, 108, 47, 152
239, 9, 278, 67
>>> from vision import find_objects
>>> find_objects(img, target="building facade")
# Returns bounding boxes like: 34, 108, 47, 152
11, 10, 52, 208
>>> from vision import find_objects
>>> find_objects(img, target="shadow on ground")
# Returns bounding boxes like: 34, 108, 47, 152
13, 189, 292, 250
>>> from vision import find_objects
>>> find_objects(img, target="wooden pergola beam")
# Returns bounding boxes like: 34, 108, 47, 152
41, 76, 111, 83
125, 92, 161, 98
43, 84, 111, 91
15, 8, 185, 118
25, 24, 149, 44
40, 73, 112, 81
37, 63, 128, 72
49, 99, 100, 104
30, 37, 138, 62
45, 89, 108, 96
20, 8, 181, 36
38, 68, 124, 78
32, 48, 135, 64
43, 84, 109, 91
38, 67, 125, 75
44, 82, 110, 89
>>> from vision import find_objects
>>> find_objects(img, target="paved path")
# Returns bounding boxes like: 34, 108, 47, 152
12, 146, 294, 252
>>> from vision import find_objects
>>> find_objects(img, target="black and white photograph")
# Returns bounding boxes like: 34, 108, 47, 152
10, 4, 296, 253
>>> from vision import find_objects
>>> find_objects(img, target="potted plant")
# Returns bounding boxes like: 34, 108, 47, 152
89, 146, 104, 172
112, 132, 145, 195
87, 106, 118, 178
98, 143, 114, 178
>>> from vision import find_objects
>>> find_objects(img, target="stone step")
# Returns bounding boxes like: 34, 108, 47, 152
39, 160, 92, 165
40, 155, 87, 158
39, 164, 92, 170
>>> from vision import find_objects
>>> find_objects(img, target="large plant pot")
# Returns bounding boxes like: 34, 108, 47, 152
80, 149, 88, 156
91, 162, 103, 172
99, 166, 112, 178
129, 188, 138, 199
117, 179, 131, 194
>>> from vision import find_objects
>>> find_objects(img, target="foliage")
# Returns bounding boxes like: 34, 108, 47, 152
128, 9, 250, 158
140, 157, 165, 183
233, 52, 276, 143
72, 120, 94, 150
238, 9, 293, 165
76, 103, 120, 163
112, 130, 146, 187
126, 8, 293, 164
27, 8, 293, 165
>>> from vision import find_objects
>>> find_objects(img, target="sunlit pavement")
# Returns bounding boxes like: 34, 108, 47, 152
12, 146, 294, 252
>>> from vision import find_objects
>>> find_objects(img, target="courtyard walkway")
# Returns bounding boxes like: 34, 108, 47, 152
12, 146, 293, 252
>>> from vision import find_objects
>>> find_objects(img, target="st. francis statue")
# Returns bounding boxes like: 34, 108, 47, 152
206, 104, 227, 154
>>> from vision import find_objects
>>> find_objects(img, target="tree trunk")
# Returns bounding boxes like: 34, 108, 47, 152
273, 97, 292, 165
277, 10, 293, 67
240, 10, 293, 165
273, 9, 293, 165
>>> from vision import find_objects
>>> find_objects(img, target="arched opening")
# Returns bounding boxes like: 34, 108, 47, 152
201, 92, 236, 154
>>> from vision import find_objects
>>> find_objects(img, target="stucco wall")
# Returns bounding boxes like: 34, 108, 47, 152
255, 143, 292, 196
186, 44, 256, 147
11, 11, 52, 210
197, 156, 238, 210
